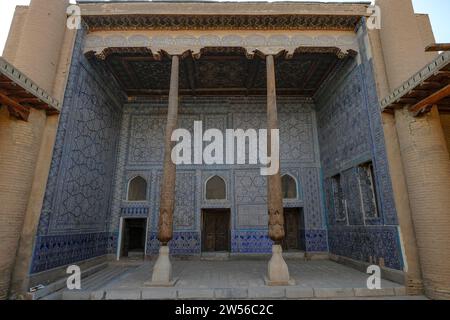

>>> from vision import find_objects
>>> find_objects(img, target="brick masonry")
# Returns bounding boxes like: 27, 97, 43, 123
441, 114, 450, 153
0, 108, 46, 299
395, 106, 450, 299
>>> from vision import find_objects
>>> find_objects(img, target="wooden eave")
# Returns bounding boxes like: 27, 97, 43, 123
380, 52, 450, 115
0, 57, 60, 121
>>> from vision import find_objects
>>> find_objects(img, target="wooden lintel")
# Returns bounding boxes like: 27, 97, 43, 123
425, 43, 450, 52
410, 84, 450, 113
0, 91, 30, 121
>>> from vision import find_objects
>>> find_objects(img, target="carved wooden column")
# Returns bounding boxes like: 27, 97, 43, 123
265, 54, 292, 285
149, 55, 179, 285
266, 54, 285, 243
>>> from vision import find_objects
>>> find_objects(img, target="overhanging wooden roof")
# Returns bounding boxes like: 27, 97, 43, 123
381, 52, 450, 115
0, 57, 60, 121
88, 46, 354, 97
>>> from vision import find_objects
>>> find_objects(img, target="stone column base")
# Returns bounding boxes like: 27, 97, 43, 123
145, 246, 177, 287
266, 245, 295, 286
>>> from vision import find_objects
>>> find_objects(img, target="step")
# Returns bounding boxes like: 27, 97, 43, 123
62, 266, 131, 300
96, 285, 411, 300
29, 262, 108, 300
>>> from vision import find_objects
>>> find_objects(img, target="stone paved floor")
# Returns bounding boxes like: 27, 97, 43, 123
57, 258, 426, 299
103, 259, 403, 290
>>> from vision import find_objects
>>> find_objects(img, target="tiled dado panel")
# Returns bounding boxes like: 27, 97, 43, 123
145, 229, 328, 255
31, 27, 123, 274
31, 232, 114, 274
147, 232, 201, 255
328, 226, 403, 270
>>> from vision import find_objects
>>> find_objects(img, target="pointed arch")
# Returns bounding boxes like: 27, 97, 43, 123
205, 175, 226, 200
127, 176, 148, 201
281, 174, 298, 199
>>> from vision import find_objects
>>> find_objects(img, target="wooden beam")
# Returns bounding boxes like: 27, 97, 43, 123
0, 91, 30, 121
436, 71, 450, 77
422, 81, 445, 89
184, 55, 197, 94
425, 43, 450, 52
300, 60, 320, 89
245, 57, 260, 90
410, 84, 450, 113
120, 59, 140, 89
398, 97, 419, 104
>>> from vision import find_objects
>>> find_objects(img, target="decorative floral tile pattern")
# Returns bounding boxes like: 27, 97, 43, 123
31, 232, 112, 274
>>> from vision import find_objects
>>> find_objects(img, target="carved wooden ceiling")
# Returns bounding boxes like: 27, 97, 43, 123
90, 47, 354, 97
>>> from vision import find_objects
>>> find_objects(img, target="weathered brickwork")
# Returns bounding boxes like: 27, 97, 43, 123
0, 108, 46, 299
395, 107, 450, 299
441, 114, 450, 155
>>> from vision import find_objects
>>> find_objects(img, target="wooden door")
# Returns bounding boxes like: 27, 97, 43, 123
202, 210, 230, 252
283, 208, 299, 250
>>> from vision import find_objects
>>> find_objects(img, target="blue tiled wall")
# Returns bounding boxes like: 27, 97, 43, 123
30, 22, 403, 273
315, 23, 403, 270
31, 27, 123, 274
109, 98, 328, 256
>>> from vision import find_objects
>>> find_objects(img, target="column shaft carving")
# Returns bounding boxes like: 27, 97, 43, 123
158, 55, 179, 245
266, 54, 285, 243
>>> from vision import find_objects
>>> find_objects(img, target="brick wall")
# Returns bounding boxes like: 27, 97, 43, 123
395, 107, 450, 299
0, 108, 46, 299
1, 6, 28, 62
441, 114, 450, 154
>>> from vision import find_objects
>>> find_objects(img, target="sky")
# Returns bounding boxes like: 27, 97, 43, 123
0, 0, 449, 55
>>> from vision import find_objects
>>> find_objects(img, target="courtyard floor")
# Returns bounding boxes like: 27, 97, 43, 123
55, 258, 424, 300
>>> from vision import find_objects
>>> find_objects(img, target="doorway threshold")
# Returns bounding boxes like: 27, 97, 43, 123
200, 252, 230, 261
